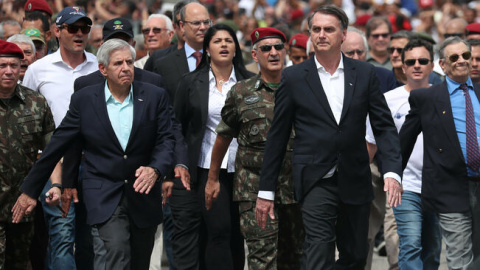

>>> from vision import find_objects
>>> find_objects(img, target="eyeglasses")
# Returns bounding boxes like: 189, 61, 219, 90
404, 58, 431, 66
344, 49, 365, 57
446, 51, 472, 62
141, 27, 168, 35
59, 24, 91, 34
387, 47, 403, 54
444, 33, 464, 39
183, 19, 212, 28
258, 43, 285, 52
370, 33, 390, 39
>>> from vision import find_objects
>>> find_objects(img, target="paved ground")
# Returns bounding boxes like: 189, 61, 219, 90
160, 242, 449, 269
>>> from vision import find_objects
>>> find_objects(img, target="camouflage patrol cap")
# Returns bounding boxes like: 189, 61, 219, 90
0, 40, 24, 59
21, 28, 46, 44
251, 27, 286, 45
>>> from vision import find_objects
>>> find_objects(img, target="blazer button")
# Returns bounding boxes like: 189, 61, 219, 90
124, 179, 128, 183
438, 148, 443, 153
124, 155, 127, 159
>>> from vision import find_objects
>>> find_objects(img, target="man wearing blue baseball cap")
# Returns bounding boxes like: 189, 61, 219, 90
21, 6, 98, 270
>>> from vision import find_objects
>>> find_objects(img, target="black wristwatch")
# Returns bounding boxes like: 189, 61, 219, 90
51, 183, 63, 194
151, 167, 161, 181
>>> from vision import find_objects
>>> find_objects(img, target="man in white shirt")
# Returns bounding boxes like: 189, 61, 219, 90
366, 39, 442, 269
21, 6, 98, 269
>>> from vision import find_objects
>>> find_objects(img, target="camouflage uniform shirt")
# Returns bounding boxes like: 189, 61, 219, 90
216, 74, 296, 204
0, 84, 55, 223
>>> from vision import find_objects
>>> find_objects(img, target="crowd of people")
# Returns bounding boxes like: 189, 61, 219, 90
1, 0, 480, 270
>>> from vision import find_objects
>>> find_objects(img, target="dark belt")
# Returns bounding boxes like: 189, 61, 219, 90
468, 176, 480, 182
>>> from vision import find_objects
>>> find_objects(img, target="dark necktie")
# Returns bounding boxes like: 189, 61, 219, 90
193, 51, 202, 67
461, 83, 480, 172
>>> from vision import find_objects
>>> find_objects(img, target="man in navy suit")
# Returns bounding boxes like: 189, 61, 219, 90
12, 39, 175, 270
255, 5, 403, 269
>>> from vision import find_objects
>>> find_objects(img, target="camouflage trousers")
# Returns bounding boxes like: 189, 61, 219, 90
0, 221, 34, 270
239, 201, 304, 270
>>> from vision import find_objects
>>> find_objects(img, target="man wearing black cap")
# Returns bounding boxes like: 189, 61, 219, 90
21, 6, 98, 270
255, 5, 402, 269
0, 40, 55, 270
204, 27, 304, 269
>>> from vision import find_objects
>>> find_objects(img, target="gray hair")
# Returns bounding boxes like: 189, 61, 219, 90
390, 30, 414, 41
0, 20, 21, 39
347, 26, 367, 51
438, 36, 471, 60
146, 14, 174, 32
88, 24, 104, 39
7, 34, 36, 55
97, 39, 136, 66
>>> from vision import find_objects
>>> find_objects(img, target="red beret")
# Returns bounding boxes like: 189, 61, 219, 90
251, 27, 286, 45
355, 14, 371, 26
0, 40, 25, 59
466, 23, 480, 35
24, 0, 53, 16
290, 9, 304, 21
289, 33, 308, 50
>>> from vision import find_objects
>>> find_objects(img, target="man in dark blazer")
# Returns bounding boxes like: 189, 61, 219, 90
12, 39, 175, 270
400, 37, 480, 270
255, 6, 403, 270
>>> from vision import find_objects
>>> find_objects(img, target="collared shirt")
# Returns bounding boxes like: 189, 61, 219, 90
134, 52, 150, 69
184, 43, 203, 72
197, 68, 238, 172
22, 50, 98, 127
104, 82, 134, 151
447, 76, 480, 177
366, 52, 393, 70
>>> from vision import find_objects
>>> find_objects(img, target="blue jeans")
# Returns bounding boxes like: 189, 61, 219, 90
393, 191, 441, 270
40, 180, 76, 270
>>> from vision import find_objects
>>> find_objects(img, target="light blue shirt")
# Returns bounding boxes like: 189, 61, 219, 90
105, 82, 134, 151
184, 43, 203, 72
447, 76, 480, 176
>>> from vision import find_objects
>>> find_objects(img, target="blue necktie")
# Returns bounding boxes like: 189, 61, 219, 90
461, 83, 480, 172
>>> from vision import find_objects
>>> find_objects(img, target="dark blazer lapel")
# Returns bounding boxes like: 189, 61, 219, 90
176, 48, 189, 74
127, 81, 146, 149
93, 85, 123, 150
340, 56, 356, 122
434, 82, 465, 160
197, 69, 210, 126
304, 58, 336, 123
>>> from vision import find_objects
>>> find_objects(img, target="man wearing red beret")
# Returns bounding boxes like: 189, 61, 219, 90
0, 40, 55, 269
205, 27, 304, 269
288, 33, 309, 66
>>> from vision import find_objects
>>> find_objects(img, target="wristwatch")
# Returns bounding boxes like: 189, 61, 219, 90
51, 183, 63, 194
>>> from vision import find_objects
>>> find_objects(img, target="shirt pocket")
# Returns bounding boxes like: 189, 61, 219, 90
17, 115, 42, 153
240, 105, 267, 144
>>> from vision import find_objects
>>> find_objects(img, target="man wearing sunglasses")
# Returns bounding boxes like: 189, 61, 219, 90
400, 36, 480, 270
135, 14, 174, 69
366, 16, 393, 70
21, 6, 98, 270
256, 5, 402, 269
368, 39, 442, 270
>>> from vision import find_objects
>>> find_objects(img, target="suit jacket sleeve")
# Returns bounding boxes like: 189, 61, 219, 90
258, 70, 295, 192
367, 67, 403, 177
399, 91, 422, 170
21, 92, 83, 198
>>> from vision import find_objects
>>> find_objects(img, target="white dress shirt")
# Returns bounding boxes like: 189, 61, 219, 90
197, 68, 238, 172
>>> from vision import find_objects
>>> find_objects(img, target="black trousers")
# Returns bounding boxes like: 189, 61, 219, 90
301, 174, 370, 270
170, 167, 244, 270
95, 195, 157, 270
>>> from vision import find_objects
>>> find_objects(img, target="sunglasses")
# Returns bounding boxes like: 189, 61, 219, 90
404, 58, 430, 66
141, 27, 168, 35
344, 49, 365, 57
444, 33, 464, 39
370, 33, 389, 39
258, 43, 285, 52
387, 47, 403, 54
59, 24, 91, 34
447, 51, 472, 62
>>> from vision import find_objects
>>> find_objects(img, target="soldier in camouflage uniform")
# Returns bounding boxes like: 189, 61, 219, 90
0, 40, 55, 269
205, 28, 304, 270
